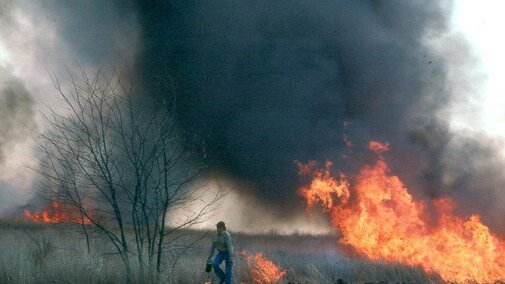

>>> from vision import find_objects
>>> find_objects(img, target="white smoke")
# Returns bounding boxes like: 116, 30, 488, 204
166, 172, 334, 235
0, 0, 139, 215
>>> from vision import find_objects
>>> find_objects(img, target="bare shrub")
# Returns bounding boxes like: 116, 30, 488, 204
33, 68, 223, 283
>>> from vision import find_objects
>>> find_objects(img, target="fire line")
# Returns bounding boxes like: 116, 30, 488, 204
17, 201, 91, 225
298, 141, 505, 283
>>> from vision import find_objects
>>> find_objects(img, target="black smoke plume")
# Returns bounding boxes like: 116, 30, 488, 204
133, 0, 505, 233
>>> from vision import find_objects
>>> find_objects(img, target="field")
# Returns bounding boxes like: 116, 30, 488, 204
0, 221, 441, 284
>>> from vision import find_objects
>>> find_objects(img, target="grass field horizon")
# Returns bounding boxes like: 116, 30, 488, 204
0, 220, 444, 284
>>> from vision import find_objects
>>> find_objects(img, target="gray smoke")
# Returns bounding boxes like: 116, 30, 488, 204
0, 0, 139, 215
0, 68, 35, 214
0, 69, 34, 164
33, 1, 139, 66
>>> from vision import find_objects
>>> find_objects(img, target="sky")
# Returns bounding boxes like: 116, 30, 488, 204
451, 1, 505, 139
0, 1, 504, 234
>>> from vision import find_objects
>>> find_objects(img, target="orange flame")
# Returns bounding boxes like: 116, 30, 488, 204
368, 140, 389, 152
241, 250, 287, 284
297, 160, 349, 211
298, 144, 505, 283
18, 202, 91, 224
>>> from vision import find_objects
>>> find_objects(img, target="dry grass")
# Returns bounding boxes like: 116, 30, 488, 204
0, 221, 441, 283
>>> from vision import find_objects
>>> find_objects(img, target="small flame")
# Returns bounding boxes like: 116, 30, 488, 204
297, 144, 505, 283
368, 140, 389, 152
18, 201, 91, 224
241, 250, 287, 284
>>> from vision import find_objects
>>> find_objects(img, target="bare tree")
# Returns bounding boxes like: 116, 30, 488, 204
34, 68, 223, 283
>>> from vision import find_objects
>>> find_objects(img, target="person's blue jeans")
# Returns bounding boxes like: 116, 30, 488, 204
212, 251, 233, 284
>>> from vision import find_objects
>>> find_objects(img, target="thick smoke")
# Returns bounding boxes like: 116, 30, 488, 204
2, 1, 504, 234
135, 0, 454, 193
0, 68, 35, 214
0, 69, 34, 165
134, 0, 505, 233
32, 1, 139, 66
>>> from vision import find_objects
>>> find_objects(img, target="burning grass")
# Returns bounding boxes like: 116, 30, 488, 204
241, 250, 287, 283
298, 141, 505, 283
4, 144, 502, 283
16, 201, 91, 224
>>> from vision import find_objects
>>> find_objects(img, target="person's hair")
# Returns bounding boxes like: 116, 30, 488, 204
216, 221, 226, 230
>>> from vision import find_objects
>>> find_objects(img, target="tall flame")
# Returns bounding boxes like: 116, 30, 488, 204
241, 250, 287, 284
298, 141, 505, 283
18, 201, 91, 224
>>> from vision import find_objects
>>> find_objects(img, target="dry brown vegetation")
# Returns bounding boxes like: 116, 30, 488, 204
0, 221, 443, 283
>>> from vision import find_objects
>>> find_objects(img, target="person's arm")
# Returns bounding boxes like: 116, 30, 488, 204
225, 232, 234, 256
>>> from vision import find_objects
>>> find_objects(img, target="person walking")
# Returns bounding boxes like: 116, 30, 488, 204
208, 221, 234, 284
